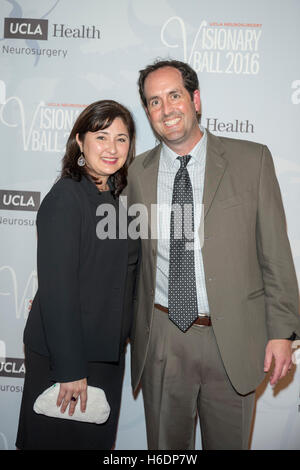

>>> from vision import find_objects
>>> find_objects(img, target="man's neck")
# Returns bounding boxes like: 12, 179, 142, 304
164, 129, 203, 156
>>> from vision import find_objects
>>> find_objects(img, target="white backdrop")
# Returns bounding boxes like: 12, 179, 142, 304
0, 0, 299, 450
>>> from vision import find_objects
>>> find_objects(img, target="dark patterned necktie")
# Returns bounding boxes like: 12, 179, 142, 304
168, 155, 198, 332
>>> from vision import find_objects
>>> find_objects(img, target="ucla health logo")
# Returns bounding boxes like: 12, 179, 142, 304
2, 1, 101, 65
0, 190, 40, 212
0, 358, 25, 378
4, 18, 48, 40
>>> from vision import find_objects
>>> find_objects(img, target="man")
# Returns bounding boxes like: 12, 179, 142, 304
125, 59, 300, 450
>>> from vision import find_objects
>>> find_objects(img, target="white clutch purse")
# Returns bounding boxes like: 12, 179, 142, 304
33, 383, 110, 424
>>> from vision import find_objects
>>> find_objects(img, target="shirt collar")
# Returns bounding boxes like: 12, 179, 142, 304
161, 125, 207, 168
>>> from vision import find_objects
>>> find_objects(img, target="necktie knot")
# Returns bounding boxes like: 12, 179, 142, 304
177, 155, 191, 169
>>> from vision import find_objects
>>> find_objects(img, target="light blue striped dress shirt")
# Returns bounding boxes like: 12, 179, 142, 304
155, 126, 210, 315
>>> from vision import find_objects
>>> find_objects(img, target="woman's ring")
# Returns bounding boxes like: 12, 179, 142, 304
71, 396, 77, 401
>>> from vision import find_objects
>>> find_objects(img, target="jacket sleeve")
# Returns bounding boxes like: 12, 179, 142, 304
36, 183, 88, 382
256, 145, 300, 339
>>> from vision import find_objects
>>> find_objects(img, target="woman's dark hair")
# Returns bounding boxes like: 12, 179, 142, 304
61, 100, 136, 197
138, 59, 200, 108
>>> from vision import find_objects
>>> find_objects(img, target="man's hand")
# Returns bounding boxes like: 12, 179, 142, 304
264, 339, 292, 386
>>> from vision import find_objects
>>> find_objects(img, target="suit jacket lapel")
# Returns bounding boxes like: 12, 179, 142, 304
203, 131, 227, 218
137, 133, 226, 247
139, 144, 161, 251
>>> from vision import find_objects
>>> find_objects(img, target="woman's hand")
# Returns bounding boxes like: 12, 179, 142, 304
56, 378, 87, 416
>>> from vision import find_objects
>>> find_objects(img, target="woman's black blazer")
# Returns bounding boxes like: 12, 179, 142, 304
24, 176, 130, 383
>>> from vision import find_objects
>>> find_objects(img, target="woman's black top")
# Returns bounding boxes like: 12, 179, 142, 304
23, 175, 140, 383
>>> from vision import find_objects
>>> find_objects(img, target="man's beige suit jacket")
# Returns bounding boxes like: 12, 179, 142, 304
124, 131, 300, 395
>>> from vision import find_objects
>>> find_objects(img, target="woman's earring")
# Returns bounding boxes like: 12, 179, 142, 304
77, 153, 86, 167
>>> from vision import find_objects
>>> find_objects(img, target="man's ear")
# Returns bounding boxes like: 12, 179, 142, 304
193, 90, 201, 114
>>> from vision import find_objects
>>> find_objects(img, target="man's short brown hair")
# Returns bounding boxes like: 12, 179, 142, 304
138, 59, 199, 108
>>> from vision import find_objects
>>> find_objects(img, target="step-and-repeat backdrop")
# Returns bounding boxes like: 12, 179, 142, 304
0, 0, 300, 450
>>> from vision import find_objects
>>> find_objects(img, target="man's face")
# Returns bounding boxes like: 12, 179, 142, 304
143, 66, 202, 155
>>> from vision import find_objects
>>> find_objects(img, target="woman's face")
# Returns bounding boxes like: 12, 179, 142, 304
76, 117, 130, 181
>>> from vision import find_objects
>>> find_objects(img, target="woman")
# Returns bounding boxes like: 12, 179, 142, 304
16, 100, 139, 450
